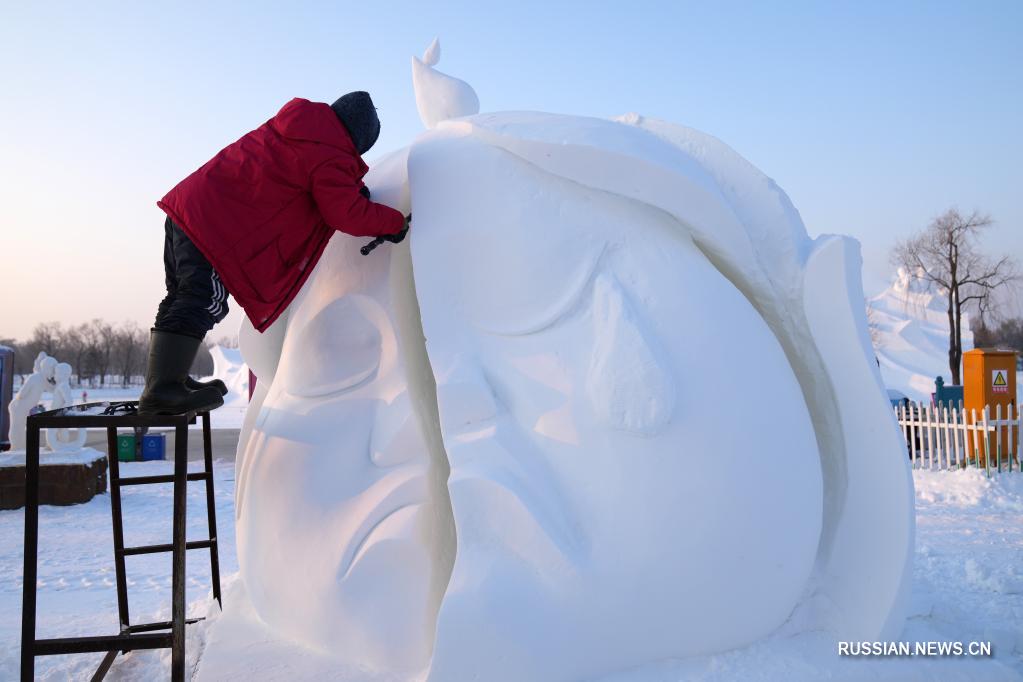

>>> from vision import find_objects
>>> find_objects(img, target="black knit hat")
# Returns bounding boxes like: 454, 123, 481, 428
330, 91, 380, 155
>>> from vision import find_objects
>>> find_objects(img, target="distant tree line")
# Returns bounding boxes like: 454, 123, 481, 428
974, 317, 1023, 359
0, 320, 235, 387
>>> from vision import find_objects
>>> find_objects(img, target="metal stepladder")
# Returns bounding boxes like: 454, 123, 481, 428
21, 401, 223, 681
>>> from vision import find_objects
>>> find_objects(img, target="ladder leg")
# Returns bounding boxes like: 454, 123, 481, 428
21, 424, 40, 682
171, 423, 187, 682
201, 412, 222, 607
91, 649, 119, 681
106, 427, 131, 632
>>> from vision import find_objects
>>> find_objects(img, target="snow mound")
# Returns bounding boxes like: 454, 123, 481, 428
914, 467, 1023, 512
964, 558, 1023, 595
870, 267, 973, 402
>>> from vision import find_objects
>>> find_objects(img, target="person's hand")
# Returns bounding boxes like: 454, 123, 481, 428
382, 227, 407, 244
359, 216, 411, 255
381, 215, 411, 244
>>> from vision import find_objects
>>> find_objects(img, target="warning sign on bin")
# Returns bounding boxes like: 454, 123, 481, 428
992, 369, 1009, 394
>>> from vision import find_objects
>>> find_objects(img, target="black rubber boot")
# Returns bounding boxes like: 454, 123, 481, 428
139, 331, 224, 415
185, 376, 229, 396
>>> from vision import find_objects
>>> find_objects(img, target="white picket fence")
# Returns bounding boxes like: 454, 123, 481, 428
894, 402, 1022, 474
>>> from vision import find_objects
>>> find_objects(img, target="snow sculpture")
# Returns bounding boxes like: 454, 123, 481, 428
869, 267, 973, 402
411, 127, 822, 680
46, 362, 88, 451
235, 146, 454, 674
200, 344, 250, 416
8, 355, 57, 452
412, 38, 479, 129
234, 41, 913, 680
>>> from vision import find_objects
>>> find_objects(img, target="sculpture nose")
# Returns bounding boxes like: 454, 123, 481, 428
369, 360, 498, 468
369, 392, 426, 468
435, 357, 499, 434
585, 273, 675, 435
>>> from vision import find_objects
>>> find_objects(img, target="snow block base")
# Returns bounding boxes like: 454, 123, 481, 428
0, 449, 107, 509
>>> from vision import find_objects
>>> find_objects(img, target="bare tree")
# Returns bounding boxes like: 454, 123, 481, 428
78, 322, 103, 387
92, 320, 117, 387
975, 317, 1023, 355
892, 208, 1019, 384
29, 322, 62, 355
113, 322, 144, 387
11, 323, 64, 380
63, 325, 88, 386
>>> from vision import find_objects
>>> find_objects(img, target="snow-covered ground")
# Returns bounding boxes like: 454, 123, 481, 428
1, 464, 1020, 680
0, 459, 236, 680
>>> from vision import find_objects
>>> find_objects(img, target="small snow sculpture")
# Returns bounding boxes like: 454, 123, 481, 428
412, 38, 479, 129
46, 362, 87, 451
8, 355, 57, 452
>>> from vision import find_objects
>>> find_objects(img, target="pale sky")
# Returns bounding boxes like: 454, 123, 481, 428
2, 0, 1021, 341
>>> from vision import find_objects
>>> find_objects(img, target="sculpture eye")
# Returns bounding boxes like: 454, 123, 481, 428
408, 132, 607, 336
445, 231, 604, 337
585, 273, 675, 434
281, 295, 384, 397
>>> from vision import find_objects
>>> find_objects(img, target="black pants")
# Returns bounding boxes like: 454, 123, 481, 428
154, 217, 229, 340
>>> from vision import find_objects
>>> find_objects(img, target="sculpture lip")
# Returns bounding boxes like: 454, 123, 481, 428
444, 421, 585, 559
337, 474, 428, 581
449, 466, 585, 560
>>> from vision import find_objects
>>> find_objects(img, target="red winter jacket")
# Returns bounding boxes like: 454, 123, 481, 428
158, 98, 406, 332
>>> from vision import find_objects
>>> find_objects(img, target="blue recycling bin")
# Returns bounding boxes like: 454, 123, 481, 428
933, 376, 963, 410
141, 433, 166, 461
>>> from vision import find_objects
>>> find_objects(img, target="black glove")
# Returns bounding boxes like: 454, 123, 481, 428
359, 185, 371, 199
381, 215, 411, 243
381, 227, 407, 244
360, 215, 411, 255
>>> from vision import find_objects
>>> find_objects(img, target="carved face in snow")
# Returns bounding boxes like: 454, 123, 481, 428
235, 47, 912, 678
409, 131, 823, 678
235, 148, 451, 674
238, 126, 823, 678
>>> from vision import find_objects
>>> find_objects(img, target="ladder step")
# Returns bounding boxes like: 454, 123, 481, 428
116, 472, 211, 486
123, 539, 215, 556
34, 632, 171, 655
123, 618, 203, 633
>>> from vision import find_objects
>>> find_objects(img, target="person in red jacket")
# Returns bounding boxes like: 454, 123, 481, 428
140, 92, 409, 415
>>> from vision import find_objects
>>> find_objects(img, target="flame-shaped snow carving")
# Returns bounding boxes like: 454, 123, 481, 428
412, 38, 480, 129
